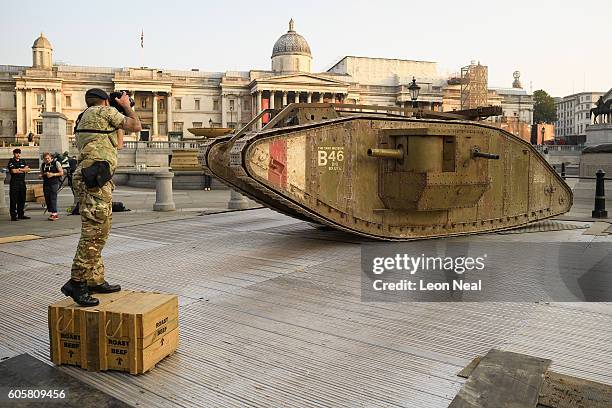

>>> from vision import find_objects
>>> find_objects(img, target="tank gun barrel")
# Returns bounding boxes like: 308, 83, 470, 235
367, 148, 404, 160
472, 148, 499, 160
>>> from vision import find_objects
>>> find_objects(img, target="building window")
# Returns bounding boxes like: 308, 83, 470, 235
0, 120, 3, 135
159, 99, 165, 111
141, 97, 148, 109
65, 95, 71, 107
66, 120, 74, 135
173, 122, 183, 132
174, 98, 182, 110
36, 93, 44, 106
192, 122, 202, 128
213, 99, 219, 111
243, 96, 251, 110
14, 95, 17, 107
35, 120, 43, 135
195, 99, 200, 110
229, 99, 235, 110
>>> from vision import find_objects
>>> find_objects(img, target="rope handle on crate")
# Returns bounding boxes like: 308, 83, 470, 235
56, 314, 74, 333
105, 318, 124, 338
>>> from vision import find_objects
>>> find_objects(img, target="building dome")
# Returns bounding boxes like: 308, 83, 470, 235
272, 19, 311, 57
271, 19, 312, 73
32, 33, 53, 50
32, 32, 53, 69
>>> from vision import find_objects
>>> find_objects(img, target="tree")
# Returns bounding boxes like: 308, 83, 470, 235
532, 89, 557, 124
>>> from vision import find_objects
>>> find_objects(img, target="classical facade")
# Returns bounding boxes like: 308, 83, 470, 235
0, 21, 535, 144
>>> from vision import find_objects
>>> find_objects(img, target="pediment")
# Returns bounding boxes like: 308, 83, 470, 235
255, 73, 348, 87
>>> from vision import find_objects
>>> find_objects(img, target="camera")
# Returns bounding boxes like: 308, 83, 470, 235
109, 90, 135, 114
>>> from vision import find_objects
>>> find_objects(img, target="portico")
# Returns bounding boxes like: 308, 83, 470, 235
250, 74, 349, 128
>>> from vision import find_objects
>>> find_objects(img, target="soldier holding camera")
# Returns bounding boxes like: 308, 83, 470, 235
61, 88, 141, 306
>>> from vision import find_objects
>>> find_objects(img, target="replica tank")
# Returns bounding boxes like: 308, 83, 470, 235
202, 103, 572, 240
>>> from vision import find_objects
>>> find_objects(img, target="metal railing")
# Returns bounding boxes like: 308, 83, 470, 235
121, 141, 202, 150
534, 144, 584, 152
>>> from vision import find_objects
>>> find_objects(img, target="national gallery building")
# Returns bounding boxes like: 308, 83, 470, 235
0, 20, 533, 143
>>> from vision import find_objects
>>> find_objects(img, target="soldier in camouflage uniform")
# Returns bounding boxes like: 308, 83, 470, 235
61, 89, 141, 306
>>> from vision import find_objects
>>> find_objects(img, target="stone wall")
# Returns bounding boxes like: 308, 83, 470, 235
585, 124, 612, 146
580, 152, 612, 178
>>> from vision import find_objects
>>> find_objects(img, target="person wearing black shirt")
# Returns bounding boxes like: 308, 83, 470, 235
7, 148, 31, 221
39, 152, 64, 220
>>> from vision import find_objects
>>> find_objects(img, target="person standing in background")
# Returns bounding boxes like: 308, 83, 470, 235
39, 152, 64, 220
7, 148, 30, 221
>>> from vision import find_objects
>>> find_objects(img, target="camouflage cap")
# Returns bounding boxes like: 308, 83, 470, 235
85, 88, 109, 101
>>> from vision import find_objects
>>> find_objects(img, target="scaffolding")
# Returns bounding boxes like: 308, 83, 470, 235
460, 62, 488, 109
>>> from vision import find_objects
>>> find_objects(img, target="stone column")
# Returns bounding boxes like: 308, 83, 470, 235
166, 92, 173, 134
320, 92, 325, 103
15, 89, 24, 136
236, 95, 242, 126
25, 89, 32, 135
153, 171, 175, 211
256, 91, 262, 129
45, 90, 52, 112
55, 89, 62, 113
295, 91, 301, 103
221, 94, 227, 128
228, 189, 249, 210
282, 91, 288, 107
307, 92, 312, 103
269, 90, 275, 109
152, 93, 158, 138
0, 172, 8, 215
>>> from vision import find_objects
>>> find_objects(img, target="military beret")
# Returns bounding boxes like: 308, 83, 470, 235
85, 88, 109, 100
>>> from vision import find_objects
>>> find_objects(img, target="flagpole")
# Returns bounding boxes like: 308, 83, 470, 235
140, 29, 144, 68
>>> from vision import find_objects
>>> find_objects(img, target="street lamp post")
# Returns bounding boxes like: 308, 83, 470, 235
408, 77, 421, 109
208, 118, 213, 128
229, 105, 234, 129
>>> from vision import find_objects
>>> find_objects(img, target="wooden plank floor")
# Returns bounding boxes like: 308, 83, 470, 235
0, 209, 610, 407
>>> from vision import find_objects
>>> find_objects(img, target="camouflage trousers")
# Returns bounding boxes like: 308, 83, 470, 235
70, 173, 113, 285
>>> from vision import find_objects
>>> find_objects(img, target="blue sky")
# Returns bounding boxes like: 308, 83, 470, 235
2, 0, 610, 97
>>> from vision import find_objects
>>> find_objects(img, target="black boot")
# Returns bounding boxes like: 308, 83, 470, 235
88, 281, 121, 294
61, 279, 99, 307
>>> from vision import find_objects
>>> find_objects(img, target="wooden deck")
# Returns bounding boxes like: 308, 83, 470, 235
0, 209, 610, 407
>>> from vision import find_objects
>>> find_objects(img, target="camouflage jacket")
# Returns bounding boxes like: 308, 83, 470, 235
75, 105, 125, 173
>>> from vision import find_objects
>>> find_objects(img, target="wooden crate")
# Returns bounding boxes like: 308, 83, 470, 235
33, 184, 43, 198
48, 291, 131, 369
86, 291, 179, 374
26, 184, 44, 202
